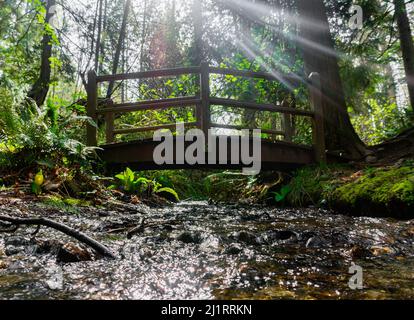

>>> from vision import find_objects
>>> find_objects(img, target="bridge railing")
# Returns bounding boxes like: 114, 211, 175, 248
86, 63, 326, 163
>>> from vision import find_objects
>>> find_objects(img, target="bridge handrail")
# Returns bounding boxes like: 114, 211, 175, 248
209, 98, 314, 117
96, 96, 201, 114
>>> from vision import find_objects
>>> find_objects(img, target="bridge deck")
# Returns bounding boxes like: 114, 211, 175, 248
99, 137, 316, 171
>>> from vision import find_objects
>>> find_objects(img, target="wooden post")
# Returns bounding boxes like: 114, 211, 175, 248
199, 62, 211, 137
309, 72, 326, 163
87, 70, 98, 147
105, 100, 115, 144
282, 100, 294, 142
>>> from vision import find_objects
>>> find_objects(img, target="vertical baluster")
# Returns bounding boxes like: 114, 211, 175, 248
199, 62, 211, 137
282, 100, 294, 143
105, 100, 115, 144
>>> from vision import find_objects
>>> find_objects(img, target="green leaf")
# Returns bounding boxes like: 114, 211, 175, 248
156, 187, 180, 202
273, 185, 292, 203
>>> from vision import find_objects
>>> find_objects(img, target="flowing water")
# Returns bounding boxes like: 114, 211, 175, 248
0, 200, 413, 300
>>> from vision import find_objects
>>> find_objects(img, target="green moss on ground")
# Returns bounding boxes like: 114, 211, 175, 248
285, 163, 414, 219
333, 166, 414, 206
40, 195, 91, 214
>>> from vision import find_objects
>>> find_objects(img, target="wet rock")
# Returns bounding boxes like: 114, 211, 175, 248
371, 246, 395, 256
5, 246, 24, 256
176, 231, 202, 244
232, 231, 260, 245
162, 224, 174, 232
202, 272, 215, 280
349, 245, 372, 258
5, 236, 31, 247
44, 264, 64, 290
240, 214, 260, 221
301, 231, 318, 241
207, 214, 219, 221
5, 236, 31, 256
34, 240, 63, 255
199, 235, 220, 253
262, 230, 298, 244
56, 243, 92, 263
225, 243, 243, 255
139, 248, 155, 260
305, 236, 330, 248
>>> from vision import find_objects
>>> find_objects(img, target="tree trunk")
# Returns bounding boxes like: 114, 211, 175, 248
191, 0, 204, 65
140, 0, 148, 72
27, 0, 56, 107
94, 0, 104, 72
107, 0, 131, 98
394, 0, 414, 120
297, 0, 367, 159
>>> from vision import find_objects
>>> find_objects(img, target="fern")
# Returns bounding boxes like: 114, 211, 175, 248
155, 187, 180, 202
272, 185, 292, 203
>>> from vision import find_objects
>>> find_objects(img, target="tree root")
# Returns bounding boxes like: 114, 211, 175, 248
0, 215, 116, 259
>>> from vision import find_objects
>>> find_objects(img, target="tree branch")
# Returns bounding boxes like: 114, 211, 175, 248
0, 215, 116, 259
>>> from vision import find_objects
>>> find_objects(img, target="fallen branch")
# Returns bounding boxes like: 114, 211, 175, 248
0, 215, 116, 259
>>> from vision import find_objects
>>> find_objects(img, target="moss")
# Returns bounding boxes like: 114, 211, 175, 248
40, 195, 91, 214
284, 165, 414, 218
331, 166, 414, 215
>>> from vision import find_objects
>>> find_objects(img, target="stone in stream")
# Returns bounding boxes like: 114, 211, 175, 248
305, 236, 331, 248
5, 236, 31, 247
4, 236, 31, 256
176, 231, 202, 244
261, 230, 298, 244
225, 243, 243, 255
56, 243, 92, 263
231, 231, 261, 245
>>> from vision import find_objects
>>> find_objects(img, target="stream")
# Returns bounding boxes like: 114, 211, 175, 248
0, 199, 413, 300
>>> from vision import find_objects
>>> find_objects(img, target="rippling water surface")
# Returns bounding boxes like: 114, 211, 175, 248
1, 201, 413, 299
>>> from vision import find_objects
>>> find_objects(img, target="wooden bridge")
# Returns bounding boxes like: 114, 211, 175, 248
86, 63, 326, 170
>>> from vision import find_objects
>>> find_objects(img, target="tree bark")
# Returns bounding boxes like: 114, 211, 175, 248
0, 215, 116, 259
296, 0, 367, 159
191, 0, 204, 65
94, 0, 104, 72
139, 0, 148, 72
28, 0, 56, 107
107, 0, 131, 98
394, 0, 414, 120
